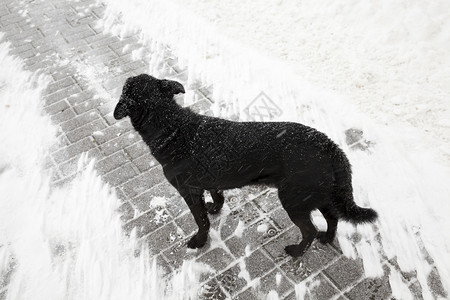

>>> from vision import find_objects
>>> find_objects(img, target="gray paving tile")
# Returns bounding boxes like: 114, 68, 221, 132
252, 190, 280, 214
427, 267, 447, 299
131, 181, 179, 213
52, 137, 97, 164
269, 207, 292, 230
258, 268, 294, 297
102, 162, 138, 186
234, 287, 259, 300
121, 166, 165, 199
124, 208, 172, 238
323, 256, 365, 290
215, 263, 248, 297
244, 249, 275, 280
125, 140, 151, 159
60, 110, 101, 132
95, 150, 130, 175
304, 273, 340, 300
132, 153, 159, 173
345, 266, 391, 300
66, 118, 107, 143
145, 222, 183, 255
118, 201, 135, 223
198, 247, 234, 272
99, 131, 141, 156
279, 241, 340, 283
198, 279, 228, 300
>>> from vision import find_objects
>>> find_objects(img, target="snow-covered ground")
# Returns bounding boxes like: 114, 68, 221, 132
100, 0, 450, 297
1, 0, 449, 298
0, 36, 208, 299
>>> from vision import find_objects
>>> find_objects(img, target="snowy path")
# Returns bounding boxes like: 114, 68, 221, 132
0, 0, 449, 299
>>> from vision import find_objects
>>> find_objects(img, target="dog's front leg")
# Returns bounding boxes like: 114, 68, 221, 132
186, 201, 210, 248
177, 187, 210, 249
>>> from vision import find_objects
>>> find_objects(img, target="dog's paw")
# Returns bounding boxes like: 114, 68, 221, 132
317, 231, 334, 244
187, 233, 207, 249
205, 202, 223, 214
285, 244, 306, 257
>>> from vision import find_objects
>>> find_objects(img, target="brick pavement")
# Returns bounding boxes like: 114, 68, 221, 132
0, 0, 447, 299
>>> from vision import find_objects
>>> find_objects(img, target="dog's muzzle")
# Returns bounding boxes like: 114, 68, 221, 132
113, 96, 130, 120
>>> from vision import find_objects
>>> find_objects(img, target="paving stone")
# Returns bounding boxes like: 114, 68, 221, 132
50, 106, 76, 124
174, 212, 198, 238
45, 99, 70, 116
121, 166, 165, 199
198, 247, 234, 272
244, 249, 276, 280
118, 201, 135, 223
95, 150, 129, 175
0, 289, 6, 300
145, 222, 184, 255
102, 162, 138, 186
66, 118, 107, 143
215, 263, 248, 297
125, 140, 149, 159
59, 110, 101, 132
258, 268, 294, 297
131, 181, 179, 213
279, 241, 339, 283
52, 137, 97, 164
408, 279, 424, 300
162, 238, 198, 271
198, 279, 228, 300
46, 76, 76, 95
220, 202, 262, 240
270, 207, 293, 231
234, 287, 259, 300
304, 273, 340, 300
132, 153, 159, 172
92, 120, 133, 144
0, 254, 15, 290
427, 267, 447, 299
345, 266, 391, 300
224, 217, 279, 258
124, 208, 172, 238
66, 89, 94, 105
73, 96, 104, 114
99, 130, 141, 156
252, 189, 280, 212
58, 147, 102, 178
323, 256, 365, 290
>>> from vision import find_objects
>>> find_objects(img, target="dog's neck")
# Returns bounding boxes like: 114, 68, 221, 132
131, 97, 194, 154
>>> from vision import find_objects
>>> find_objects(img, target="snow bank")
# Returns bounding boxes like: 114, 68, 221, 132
0, 35, 207, 300
99, 1, 450, 296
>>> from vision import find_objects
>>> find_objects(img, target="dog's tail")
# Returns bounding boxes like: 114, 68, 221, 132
330, 144, 378, 224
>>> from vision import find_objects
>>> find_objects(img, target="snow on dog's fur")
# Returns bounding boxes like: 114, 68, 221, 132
114, 74, 377, 257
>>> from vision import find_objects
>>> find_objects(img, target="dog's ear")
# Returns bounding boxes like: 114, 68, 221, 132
160, 79, 185, 97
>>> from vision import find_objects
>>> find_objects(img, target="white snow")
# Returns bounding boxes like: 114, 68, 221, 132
0, 35, 209, 300
389, 265, 414, 300
100, 1, 450, 297
256, 222, 268, 233
234, 220, 246, 238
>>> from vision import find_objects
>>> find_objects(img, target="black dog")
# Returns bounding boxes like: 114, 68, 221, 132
114, 74, 377, 257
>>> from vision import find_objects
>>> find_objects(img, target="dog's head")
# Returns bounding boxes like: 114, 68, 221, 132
113, 74, 185, 120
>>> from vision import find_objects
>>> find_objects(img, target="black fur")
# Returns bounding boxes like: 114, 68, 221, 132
114, 74, 378, 257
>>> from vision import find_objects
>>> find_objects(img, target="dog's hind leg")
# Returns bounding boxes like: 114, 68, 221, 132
317, 207, 338, 244
205, 189, 224, 214
278, 187, 319, 257
284, 211, 318, 257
